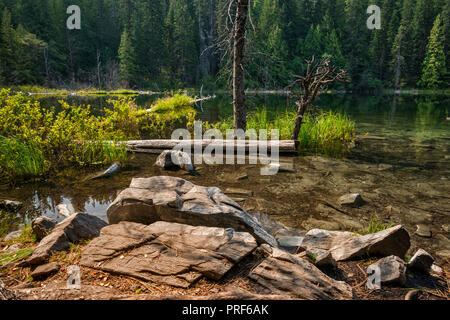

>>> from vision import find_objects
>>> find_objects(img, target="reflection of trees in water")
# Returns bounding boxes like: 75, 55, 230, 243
414, 97, 445, 130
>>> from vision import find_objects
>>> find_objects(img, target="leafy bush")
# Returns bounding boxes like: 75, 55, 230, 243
0, 89, 198, 181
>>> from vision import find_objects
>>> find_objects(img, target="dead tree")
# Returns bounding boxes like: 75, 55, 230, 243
233, 0, 249, 131
287, 57, 349, 141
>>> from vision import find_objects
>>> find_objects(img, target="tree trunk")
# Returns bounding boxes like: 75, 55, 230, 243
291, 100, 308, 141
233, 0, 249, 131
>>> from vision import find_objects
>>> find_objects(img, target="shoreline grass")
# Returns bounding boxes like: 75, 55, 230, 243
209, 108, 356, 156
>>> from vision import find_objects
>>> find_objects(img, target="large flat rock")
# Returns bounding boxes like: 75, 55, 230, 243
25, 213, 107, 266
248, 246, 354, 300
300, 225, 410, 261
106, 176, 277, 247
80, 221, 258, 288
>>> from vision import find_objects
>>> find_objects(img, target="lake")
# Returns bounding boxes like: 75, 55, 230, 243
1, 92, 449, 261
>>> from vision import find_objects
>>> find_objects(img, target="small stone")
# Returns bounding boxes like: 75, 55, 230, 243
405, 290, 420, 300
306, 248, 337, 268
338, 194, 365, 207
32, 216, 57, 241
408, 249, 434, 273
415, 224, 432, 238
3, 230, 22, 242
368, 255, 407, 286
430, 264, 443, 275
442, 224, 449, 233
31, 262, 60, 280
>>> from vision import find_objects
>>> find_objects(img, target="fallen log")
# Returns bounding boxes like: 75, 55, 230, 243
125, 139, 298, 154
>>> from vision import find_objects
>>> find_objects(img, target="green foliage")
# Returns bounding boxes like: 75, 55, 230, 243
0, 89, 131, 181
0, 0, 448, 90
359, 218, 395, 235
0, 210, 19, 237
0, 136, 46, 180
419, 15, 447, 88
5, 225, 37, 245
209, 108, 355, 156
0, 247, 33, 267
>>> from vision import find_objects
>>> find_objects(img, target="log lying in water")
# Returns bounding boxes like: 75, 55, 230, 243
125, 140, 298, 154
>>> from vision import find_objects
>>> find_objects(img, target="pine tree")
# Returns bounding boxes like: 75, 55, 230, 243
118, 28, 137, 87
419, 14, 446, 88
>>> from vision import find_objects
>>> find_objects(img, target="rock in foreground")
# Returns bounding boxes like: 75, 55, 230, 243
300, 225, 410, 261
408, 249, 434, 273
32, 216, 56, 241
24, 213, 107, 266
248, 246, 353, 300
80, 221, 258, 288
106, 176, 277, 246
368, 255, 407, 286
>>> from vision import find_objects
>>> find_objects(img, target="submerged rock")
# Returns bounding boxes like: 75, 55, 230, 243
155, 150, 194, 172
80, 221, 257, 288
106, 176, 277, 246
338, 193, 365, 207
24, 213, 107, 266
248, 246, 353, 300
87, 162, 122, 180
300, 225, 410, 261
415, 224, 432, 238
408, 249, 434, 273
32, 216, 56, 241
368, 255, 407, 286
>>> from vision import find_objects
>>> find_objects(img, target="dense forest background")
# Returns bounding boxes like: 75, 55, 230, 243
0, 0, 448, 90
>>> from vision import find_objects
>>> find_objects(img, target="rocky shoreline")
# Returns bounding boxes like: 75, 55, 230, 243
1, 176, 448, 300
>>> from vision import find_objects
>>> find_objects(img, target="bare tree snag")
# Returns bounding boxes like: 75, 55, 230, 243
287, 57, 349, 141
233, 0, 249, 131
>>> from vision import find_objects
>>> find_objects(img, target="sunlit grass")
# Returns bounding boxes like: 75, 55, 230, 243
0, 247, 33, 267
210, 108, 356, 156
359, 217, 394, 235
0, 136, 46, 180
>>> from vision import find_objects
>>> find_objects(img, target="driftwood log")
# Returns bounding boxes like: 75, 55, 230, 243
125, 140, 297, 155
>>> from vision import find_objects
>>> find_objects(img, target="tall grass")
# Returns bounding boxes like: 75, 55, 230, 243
0, 136, 46, 180
210, 108, 355, 156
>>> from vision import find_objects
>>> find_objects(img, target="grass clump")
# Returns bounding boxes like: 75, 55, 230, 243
359, 217, 395, 235
210, 108, 355, 156
0, 247, 33, 267
5, 225, 37, 245
0, 136, 46, 180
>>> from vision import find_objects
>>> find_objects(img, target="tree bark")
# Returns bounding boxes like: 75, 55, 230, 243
291, 100, 308, 141
233, 0, 249, 131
